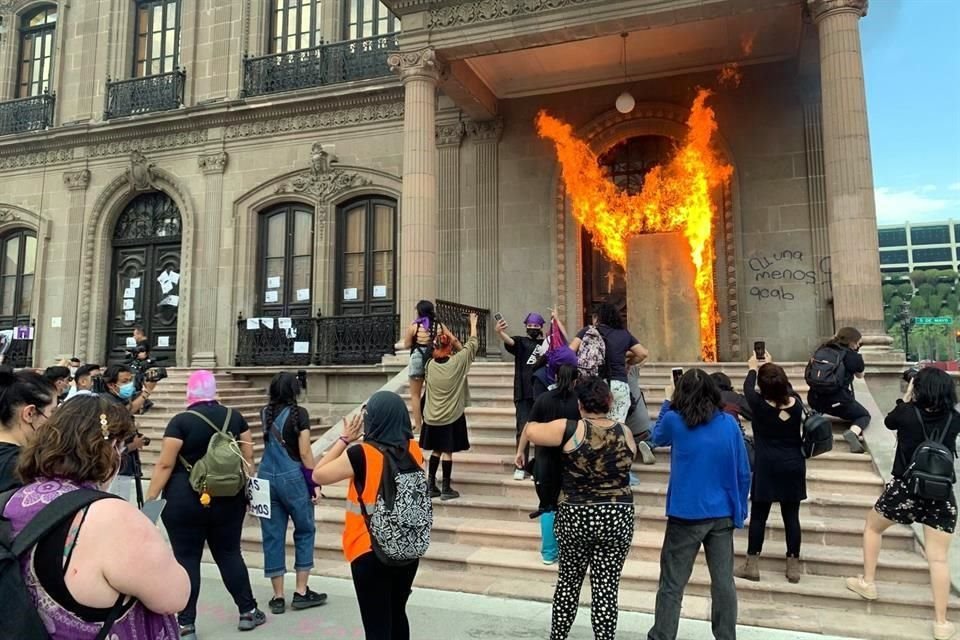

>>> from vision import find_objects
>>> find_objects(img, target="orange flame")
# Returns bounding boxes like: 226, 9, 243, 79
536, 89, 733, 361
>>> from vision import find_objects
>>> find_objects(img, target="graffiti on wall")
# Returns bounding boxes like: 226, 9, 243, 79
747, 250, 831, 302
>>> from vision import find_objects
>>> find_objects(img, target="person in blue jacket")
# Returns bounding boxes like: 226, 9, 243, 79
646, 369, 752, 640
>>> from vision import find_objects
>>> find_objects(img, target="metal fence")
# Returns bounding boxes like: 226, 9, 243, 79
0, 93, 54, 136
105, 69, 186, 119
435, 300, 490, 358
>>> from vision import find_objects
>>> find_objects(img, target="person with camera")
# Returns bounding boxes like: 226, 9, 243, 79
421, 311, 480, 500
806, 326, 869, 453
735, 352, 806, 584
845, 367, 959, 640
146, 370, 263, 638
101, 364, 157, 504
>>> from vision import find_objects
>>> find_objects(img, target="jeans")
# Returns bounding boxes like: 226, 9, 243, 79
162, 478, 257, 626
648, 517, 737, 640
351, 552, 419, 640
540, 510, 558, 562
258, 467, 316, 577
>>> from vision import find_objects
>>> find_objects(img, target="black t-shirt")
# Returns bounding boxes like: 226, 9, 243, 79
100, 392, 140, 477
164, 402, 250, 476
505, 336, 543, 401
262, 404, 310, 462
529, 387, 581, 424
0, 442, 22, 493
575, 325, 639, 383
885, 401, 960, 478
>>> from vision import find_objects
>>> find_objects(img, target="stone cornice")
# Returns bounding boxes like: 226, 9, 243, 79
807, 0, 868, 22
428, 0, 599, 29
63, 169, 91, 191
198, 152, 229, 174
0, 86, 405, 164
467, 118, 503, 143
388, 48, 442, 83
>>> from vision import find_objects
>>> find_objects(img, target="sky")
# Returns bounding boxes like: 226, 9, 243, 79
861, 0, 960, 226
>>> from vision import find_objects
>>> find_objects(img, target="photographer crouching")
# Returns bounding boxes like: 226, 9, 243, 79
99, 363, 167, 506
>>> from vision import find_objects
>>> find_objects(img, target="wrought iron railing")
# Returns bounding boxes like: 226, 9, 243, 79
105, 69, 186, 119
0, 93, 55, 136
234, 316, 315, 367
235, 313, 398, 367
241, 33, 399, 98
435, 300, 490, 358
316, 314, 399, 365
0, 320, 35, 369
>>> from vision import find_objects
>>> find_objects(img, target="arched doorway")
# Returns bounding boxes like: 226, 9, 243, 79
106, 191, 182, 364
581, 135, 673, 325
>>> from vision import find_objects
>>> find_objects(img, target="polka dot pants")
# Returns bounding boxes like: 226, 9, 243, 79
550, 502, 635, 640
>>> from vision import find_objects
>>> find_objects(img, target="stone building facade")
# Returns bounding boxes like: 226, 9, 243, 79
0, 0, 886, 367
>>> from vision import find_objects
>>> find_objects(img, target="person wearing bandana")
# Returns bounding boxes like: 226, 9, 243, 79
495, 312, 548, 480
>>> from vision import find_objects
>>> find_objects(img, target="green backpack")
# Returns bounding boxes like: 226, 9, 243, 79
178, 408, 247, 498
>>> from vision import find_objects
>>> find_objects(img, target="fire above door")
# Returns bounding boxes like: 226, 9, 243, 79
107, 191, 182, 364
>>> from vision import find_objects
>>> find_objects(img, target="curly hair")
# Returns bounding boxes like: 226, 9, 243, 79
17, 395, 136, 486
575, 376, 612, 415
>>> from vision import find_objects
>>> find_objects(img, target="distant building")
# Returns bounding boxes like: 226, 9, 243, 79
879, 221, 960, 277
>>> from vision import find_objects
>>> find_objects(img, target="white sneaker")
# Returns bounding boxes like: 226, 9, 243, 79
637, 441, 656, 465
513, 468, 526, 481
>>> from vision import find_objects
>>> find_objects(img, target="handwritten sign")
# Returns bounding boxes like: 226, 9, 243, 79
247, 478, 271, 519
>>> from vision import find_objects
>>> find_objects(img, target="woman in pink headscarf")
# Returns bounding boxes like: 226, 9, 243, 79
146, 370, 266, 639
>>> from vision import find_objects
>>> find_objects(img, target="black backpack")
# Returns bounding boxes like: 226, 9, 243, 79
797, 395, 834, 459
352, 443, 432, 567
805, 345, 847, 391
0, 488, 126, 640
904, 409, 956, 501
529, 419, 579, 516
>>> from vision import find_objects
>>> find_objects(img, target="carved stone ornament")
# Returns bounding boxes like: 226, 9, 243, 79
63, 169, 91, 191
198, 152, 229, 174
807, 0, 868, 22
387, 48, 442, 81
0, 0, 30, 11
0, 208, 20, 223
467, 119, 504, 142
429, 0, 597, 29
125, 151, 156, 192
224, 101, 404, 140
310, 142, 334, 177
436, 121, 465, 147
275, 148, 371, 203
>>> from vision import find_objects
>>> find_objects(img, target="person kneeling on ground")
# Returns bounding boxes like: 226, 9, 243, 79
846, 367, 960, 640
806, 326, 869, 453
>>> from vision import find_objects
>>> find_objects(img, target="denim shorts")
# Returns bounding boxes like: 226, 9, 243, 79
409, 348, 427, 379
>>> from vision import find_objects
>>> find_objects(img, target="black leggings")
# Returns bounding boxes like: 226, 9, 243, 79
748, 500, 801, 557
162, 482, 257, 626
351, 552, 419, 640
808, 392, 870, 429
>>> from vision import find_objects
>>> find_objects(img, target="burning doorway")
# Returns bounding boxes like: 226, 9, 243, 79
581, 135, 674, 326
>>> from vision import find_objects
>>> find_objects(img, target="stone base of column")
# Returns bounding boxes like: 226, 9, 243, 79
189, 352, 217, 368
858, 334, 903, 363
626, 232, 701, 362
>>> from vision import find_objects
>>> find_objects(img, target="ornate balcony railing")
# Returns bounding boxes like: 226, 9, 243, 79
235, 316, 315, 367
105, 69, 186, 119
241, 33, 399, 98
316, 314, 399, 366
0, 94, 55, 136
0, 320, 35, 369
435, 300, 490, 358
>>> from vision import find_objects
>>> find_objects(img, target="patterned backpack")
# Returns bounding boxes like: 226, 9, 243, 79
578, 325, 607, 378
356, 443, 432, 566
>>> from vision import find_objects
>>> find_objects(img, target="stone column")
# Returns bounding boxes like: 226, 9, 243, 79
388, 48, 442, 318
59, 170, 91, 357
190, 152, 228, 367
469, 119, 503, 342
809, 0, 890, 351
436, 121, 464, 300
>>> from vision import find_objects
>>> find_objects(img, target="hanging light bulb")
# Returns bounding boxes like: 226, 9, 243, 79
614, 33, 634, 114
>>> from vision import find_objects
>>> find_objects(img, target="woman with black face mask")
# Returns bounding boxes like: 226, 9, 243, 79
495, 311, 549, 480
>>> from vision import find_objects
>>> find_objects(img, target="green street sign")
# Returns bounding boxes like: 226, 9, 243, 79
914, 316, 954, 325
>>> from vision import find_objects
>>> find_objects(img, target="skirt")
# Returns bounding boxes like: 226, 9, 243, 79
420, 413, 470, 453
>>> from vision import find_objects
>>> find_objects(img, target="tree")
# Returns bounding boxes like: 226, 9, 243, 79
910, 270, 929, 287
936, 283, 953, 298
889, 295, 904, 311
898, 283, 914, 297
910, 295, 928, 314
947, 294, 959, 312
918, 283, 935, 298
928, 294, 945, 313
882, 284, 897, 301
936, 269, 957, 283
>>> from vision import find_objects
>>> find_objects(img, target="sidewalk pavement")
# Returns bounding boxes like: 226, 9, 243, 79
194, 564, 857, 640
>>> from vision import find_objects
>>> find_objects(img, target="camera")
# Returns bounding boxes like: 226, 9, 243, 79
144, 367, 168, 383
902, 365, 922, 383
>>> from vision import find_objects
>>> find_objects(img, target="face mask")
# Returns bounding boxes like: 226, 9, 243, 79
526, 328, 542, 340
118, 382, 136, 400
69, 367, 78, 378
102, 443, 124, 490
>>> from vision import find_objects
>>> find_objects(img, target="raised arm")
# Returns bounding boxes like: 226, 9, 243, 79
443, 324, 464, 352
496, 319, 516, 348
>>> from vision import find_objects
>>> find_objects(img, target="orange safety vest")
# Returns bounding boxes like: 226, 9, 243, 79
342, 439, 425, 563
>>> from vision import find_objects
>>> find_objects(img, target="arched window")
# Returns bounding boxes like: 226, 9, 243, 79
0, 230, 37, 320
258, 204, 314, 317
133, 0, 181, 77
17, 5, 57, 97
342, 0, 399, 40
269, 0, 323, 53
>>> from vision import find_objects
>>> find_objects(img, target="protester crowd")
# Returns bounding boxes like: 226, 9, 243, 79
0, 308, 956, 640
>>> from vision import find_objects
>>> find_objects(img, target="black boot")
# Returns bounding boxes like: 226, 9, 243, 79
428, 455, 441, 498
440, 459, 459, 501
428, 476, 441, 498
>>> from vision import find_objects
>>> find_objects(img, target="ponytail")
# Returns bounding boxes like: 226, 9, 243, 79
555, 365, 578, 400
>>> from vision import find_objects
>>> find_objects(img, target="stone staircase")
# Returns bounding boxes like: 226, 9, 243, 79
135, 369, 329, 476
236, 361, 956, 640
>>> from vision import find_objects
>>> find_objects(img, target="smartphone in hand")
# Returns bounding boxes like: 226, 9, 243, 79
754, 341, 766, 361
671, 367, 683, 386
